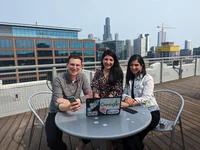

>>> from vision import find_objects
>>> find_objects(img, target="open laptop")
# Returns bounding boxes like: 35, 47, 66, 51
86, 97, 121, 117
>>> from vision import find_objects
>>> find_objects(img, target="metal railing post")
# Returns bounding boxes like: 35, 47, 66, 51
90, 71, 93, 82
179, 58, 183, 79
160, 60, 163, 83
52, 67, 57, 79
194, 58, 197, 76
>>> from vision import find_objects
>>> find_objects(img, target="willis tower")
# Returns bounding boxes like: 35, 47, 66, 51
103, 17, 112, 41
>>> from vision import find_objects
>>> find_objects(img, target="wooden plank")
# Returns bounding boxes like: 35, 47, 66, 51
91, 140, 100, 150
17, 113, 34, 150
151, 131, 183, 150
0, 113, 24, 150
146, 133, 170, 150
69, 135, 80, 150
0, 116, 9, 129
63, 133, 72, 150
85, 142, 94, 150
176, 126, 200, 147
161, 128, 199, 150
144, 135, 162, 150
69, 136, 93, 150
7, 112, 32, 150
29, 109, 46, 150
39, 108, 48, 150
0, 115, 17, 142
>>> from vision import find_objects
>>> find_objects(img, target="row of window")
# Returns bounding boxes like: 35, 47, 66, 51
0, 39, 95, 48
0, 58, 95, 67
0, 50, 94, 57
12, 26, 78, 39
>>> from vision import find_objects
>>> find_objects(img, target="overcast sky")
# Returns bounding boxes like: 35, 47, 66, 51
1, 0, 200, 48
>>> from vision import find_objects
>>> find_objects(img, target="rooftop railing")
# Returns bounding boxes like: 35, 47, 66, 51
0, 56, 199, 117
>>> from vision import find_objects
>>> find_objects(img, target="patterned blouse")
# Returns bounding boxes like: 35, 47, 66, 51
91, 69, 123, 98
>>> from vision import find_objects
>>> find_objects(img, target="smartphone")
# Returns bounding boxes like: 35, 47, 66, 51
68, 96, 77, 103
122, 107, 138, 114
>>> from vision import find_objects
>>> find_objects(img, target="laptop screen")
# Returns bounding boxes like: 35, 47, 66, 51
86, 97, 121, 117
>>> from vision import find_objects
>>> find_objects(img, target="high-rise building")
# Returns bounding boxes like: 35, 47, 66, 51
157, 31, 166, 46
0, 22, 96, 83
185, 40, 192, 50
145, 34, 150, 53
125, 40, 131, 58
103, 17, 112, 41
115, 33, 119, 41
180, 49, 191, 56
133, 34, 150, 57
193, 47, 200, 55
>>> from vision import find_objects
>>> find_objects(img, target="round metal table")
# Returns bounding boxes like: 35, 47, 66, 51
55, 104, 152, 150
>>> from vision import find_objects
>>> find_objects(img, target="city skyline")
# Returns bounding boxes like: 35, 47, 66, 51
1, 0, 200, 48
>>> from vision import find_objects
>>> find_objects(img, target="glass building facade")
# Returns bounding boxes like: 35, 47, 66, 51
0, 22, 96, 84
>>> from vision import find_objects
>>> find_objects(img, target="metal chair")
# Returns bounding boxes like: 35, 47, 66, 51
153, 90, 185, 150
27, 91, 52, 149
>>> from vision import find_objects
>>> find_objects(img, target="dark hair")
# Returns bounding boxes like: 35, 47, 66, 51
101, 50, 123, 85
126, 54, 146, 85
67, 54, 83, 63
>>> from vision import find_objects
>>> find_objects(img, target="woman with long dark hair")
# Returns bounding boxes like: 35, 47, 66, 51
91, 49, 124, 98
89, 49, 126, 150
122, 54, 160, 150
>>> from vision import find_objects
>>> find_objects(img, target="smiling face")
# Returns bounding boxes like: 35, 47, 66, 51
102, 55, 114, 70
130, 60, 143, 75
66, 58, 82, 77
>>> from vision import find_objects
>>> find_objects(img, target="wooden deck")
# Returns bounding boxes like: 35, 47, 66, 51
0, 76, 200, 150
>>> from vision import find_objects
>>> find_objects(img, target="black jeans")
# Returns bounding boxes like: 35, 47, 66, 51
122, 110, 160, 150
45, 113, 90, 150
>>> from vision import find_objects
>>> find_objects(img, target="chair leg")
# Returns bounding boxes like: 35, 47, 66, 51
28, 116, 35, 149
179, 118, 185, 149
170, 130, 175, 150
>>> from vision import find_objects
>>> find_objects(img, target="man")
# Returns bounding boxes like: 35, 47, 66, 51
45, 54, 92, 150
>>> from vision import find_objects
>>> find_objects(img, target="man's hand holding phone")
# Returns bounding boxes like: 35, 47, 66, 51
56, 97, 82, 112
67, 96, 82, 112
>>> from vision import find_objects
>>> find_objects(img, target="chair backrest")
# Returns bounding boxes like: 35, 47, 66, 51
153, 90, 184, 126
28, 91, 52, 125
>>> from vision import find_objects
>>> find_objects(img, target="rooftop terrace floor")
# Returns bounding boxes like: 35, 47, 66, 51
0, 76, 200, 150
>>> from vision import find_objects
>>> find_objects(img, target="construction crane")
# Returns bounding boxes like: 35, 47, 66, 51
157, 23, 176, 44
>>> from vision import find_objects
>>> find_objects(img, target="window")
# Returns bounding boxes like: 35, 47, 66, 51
84, 42, 94, 48
12, 27, 78, 39
55, 50, 68, 56
17, 50, 34, 57
70, 42, 82, 48
84, 58, 95, 62
0, 50, 14, 58
54, 41, 68, 48
16, 40, 34, 48
36, 40, 52, 48
18, 60, 35, 66
38, 59, 53, 65
37, 50, 52, 57
84, 50, 94, 56
70, 50, 82, 56
55, 58, 67, 64
0, 60, 15, 67
0, 39, 13, 48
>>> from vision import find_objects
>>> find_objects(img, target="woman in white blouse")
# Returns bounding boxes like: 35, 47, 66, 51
122, 54, 160, 150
